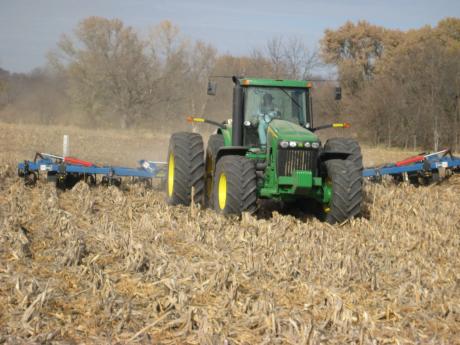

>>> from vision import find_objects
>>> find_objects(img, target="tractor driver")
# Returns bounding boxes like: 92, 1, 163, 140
253, 93, 280, 146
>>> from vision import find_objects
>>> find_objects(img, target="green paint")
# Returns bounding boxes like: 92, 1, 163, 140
322, 182, 332, 203
218, 125, 232, 146
268, 119, 318, 142
293, 171, 313, 189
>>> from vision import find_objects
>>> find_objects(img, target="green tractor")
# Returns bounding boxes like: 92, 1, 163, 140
166, 77, 363, 224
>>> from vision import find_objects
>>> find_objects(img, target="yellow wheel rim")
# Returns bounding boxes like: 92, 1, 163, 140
168, 153, 175, 197
218, 172, 227, 210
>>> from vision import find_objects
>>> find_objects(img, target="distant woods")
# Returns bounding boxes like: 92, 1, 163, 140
1, 16, 460, 150
321, 19, 460, 150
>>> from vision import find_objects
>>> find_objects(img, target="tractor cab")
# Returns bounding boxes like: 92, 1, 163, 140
242, 84, 312, 147
229, 77, 314, 149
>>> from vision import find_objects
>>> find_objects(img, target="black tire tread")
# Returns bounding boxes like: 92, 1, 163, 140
325, 159, 363, 224
166, 132, 205, 206
213, 155, 257, 215
324, 137, 363, 171
205, 134, 225, 207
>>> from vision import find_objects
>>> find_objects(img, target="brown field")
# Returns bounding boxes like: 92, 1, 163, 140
0, 122, 459, 344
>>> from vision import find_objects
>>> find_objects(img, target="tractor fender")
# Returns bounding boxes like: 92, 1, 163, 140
217, 127, 233, 147
216, 146, 248, 163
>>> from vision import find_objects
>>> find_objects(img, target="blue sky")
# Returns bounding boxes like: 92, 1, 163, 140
1, 0, 459, 72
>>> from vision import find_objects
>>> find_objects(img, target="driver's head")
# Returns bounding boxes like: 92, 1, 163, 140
263, 93, 273, 104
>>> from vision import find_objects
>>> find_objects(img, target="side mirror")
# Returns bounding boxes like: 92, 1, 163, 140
207, 81, 217, 96
335, 86, 342, 101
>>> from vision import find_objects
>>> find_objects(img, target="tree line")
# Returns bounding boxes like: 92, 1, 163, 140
1, 16, 459, 150
321, 18, 460, 150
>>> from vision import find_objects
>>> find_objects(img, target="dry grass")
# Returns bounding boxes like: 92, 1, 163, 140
0, 122, 459, 344
0, 122, 170, 167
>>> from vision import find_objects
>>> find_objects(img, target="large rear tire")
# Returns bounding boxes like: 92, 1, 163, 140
205, 134, 225, 207
166, 132, 205, 206
213, 156, 257, 215
324, 137, 363, 171
323, 159, 362, 224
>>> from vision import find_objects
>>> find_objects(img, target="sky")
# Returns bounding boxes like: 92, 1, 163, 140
1, 0, 459, 73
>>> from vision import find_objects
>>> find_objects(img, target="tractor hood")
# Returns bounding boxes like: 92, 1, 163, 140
268, 119, 318, 142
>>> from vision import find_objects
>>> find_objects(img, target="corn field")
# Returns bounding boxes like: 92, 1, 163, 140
0, 123, 459, 344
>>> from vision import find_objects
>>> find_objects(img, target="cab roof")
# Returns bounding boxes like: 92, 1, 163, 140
237, 77, 312, 88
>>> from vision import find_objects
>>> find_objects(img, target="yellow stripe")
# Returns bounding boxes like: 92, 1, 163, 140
268, 127, 278, 138
332, 123, 344, 128
193, 118, 205, 122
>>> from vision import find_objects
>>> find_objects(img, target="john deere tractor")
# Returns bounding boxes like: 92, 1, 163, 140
166, 77, 363, 224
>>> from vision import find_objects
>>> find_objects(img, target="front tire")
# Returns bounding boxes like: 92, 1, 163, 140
324, 137, 363, 171
213, 156, 257, 215
205, 134, 225, 207
323, 159, 362, 224
166, 132, 205, 206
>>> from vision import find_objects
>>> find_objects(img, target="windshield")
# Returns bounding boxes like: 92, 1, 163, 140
243, 86, 309, 127
242, 86, 310, 147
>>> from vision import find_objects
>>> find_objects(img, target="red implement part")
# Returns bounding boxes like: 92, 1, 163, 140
64, 156, 94, 167
395, 155, 425, 167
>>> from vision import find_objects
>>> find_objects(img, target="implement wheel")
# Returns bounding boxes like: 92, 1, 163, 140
205, 134, 225, 207
24, 172, 37, 187
213, 155, 257, 215
323, 159, 362, 224
324, 137, 363, 171
166, 132, 205, 205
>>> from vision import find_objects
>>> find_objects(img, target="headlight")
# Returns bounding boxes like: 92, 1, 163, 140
304, 142, 311, 148
279, 141, 289, 148
311, 142, 320, 149
289, 141, 297, 148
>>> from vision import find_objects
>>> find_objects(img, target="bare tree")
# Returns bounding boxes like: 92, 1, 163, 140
259, 36, 321, 80
265, 36, 285, 78
50, 17, 153, 128
187, 40, 217, 115
283, 37, 320, 79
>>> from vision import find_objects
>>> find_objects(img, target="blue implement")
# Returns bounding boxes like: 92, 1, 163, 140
18, 152, 166, 188
18, 160, 166, 178
362, 149, 460, 184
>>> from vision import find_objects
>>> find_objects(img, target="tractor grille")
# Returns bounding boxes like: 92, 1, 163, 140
277, 148, 318, 176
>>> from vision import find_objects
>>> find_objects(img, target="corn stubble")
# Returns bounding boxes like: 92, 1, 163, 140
0, 124, 459, 344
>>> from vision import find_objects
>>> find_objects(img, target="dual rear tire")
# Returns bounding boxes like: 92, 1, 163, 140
166, 133, 257, 215
205, 134, 225, 207
322, 137, 363, 224
323, 159, 362, 224
166, 132, 205, 205
324, 137, 363, 171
